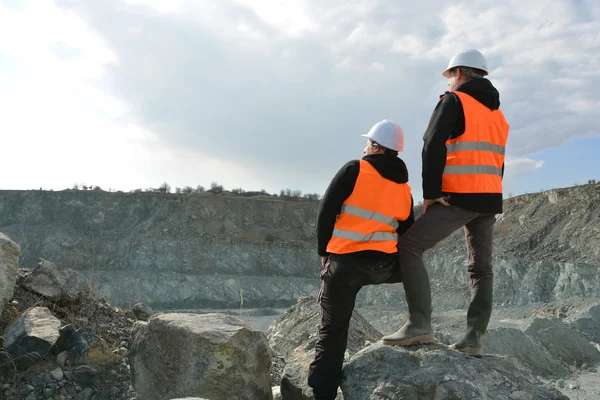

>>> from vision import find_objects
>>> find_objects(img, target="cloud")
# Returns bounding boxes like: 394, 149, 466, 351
502, 157, 545, 195
2, 0, 599, 197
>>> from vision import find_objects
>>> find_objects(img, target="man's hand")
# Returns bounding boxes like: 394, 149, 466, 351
321, 256, 328, 267
422, 197, 449, 215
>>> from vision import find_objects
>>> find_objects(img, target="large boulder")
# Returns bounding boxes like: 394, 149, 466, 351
268, 296, 379, 400
341, 344, 569, 399
482, 327, 570, 378
0, 233, 20, 316
524, 317, 600, 367
2, 307, 61, 369
269, 296, 382, 357
20, 259, 88, 304
567, 301, 600, 343
279, 345, 343, 400
129, 312, 273, 400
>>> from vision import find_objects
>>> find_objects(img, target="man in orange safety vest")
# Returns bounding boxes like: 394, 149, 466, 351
382, 49, 509, 358
308, 119, 415, 400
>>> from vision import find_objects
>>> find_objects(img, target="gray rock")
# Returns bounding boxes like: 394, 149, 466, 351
50, 367, 64, 381
75, 388, 94, 400
524, 318, 600, 367
279, 346, 314, 400
56, 351, 69, 368
0, 232, 20, 316
24, 391, 36, 400
2, 307, 61, 369
567, 301, 600, 343
54, 325, 121, 366
43, 388, 55, 398
129, 313, 273, 400
72, 365, 97, 388
483, 327, 569, 378
63, 369, 74, 380
20, 384, 34, 394
132, 302, 152, 321
341, 344, 569, 399
268, 295, 381, 386
272, 386, 282, 400
63, 382, 77, 396
20, 259, 87, 304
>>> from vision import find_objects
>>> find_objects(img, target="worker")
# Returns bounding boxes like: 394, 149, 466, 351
382, 49, 509, 357
307, 119, 415, 399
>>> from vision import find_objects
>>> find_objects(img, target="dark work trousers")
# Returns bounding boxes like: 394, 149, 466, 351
399, 203, 496, 288
307, 252, 399, 400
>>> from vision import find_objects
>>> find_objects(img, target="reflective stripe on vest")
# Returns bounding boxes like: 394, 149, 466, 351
446, 141, 505, 155
443, 165, 503, 176
339, 204, 399, 229
326, 159, 412, 255
441, 90, 509, 194
331, 228, 397, 243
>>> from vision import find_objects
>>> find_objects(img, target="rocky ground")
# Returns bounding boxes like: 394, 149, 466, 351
355, 297, 600, 400
0, 269, 139, 400
1, 259, 599, 399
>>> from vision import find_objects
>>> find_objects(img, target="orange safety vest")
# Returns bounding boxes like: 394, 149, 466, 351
442, 91, 510, 194
326, 159, 412, 254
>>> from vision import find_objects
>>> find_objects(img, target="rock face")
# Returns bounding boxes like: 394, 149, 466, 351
20, 259, 88, 304
341, 344, 569, 400
0, 183, 599, 309
0, 190, 320, 309
2, 307, 61, 369
0, 232, 20, 315
129, 312, 273, 400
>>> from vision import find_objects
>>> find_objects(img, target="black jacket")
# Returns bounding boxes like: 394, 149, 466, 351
317, 154, 415, 257
422, 78, 505, 214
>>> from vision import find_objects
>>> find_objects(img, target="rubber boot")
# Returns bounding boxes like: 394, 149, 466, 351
382, 267, 434, 346
449, 282, 493, 357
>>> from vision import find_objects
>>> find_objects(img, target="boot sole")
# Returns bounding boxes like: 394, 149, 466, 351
382, 334, 435, 346
449, 345, 483, 357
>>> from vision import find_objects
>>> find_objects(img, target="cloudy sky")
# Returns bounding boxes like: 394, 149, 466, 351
1, 0, 599, 199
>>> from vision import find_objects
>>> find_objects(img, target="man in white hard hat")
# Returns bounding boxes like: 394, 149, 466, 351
307, 119, 415, 400
382, 49, 510, 357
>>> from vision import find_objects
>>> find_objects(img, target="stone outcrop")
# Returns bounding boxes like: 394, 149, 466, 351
524, 317, 600, 368
567, 302, 600, 343
2, 307, 61, 369
267, 295, 381, 392
129, 312, 273, 400
340, 344, 569, 400
131, 302, 152, 321
0, 232, 20, 315
20, 259, 88, 304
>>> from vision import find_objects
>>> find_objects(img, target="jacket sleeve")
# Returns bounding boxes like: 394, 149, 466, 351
316, 160, 360, 256
422, 93, 463, 199
396, 195, 415, 237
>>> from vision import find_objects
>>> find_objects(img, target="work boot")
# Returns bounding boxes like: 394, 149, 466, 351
382, 266, 434, 346
449, 282, 493, 357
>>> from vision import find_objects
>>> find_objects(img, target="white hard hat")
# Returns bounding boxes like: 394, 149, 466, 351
442, 49, 488, 78
361, 119, 404, 152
